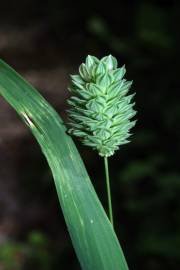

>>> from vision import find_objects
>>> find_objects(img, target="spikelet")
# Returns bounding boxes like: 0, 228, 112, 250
67, 55, 137, 157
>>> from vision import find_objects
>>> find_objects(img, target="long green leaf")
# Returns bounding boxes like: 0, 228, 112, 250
0, 60, 129, 270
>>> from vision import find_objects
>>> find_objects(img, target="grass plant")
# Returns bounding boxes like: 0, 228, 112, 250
0, 57, 136, 270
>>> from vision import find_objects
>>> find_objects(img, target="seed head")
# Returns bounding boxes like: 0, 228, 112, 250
67, 55, 137, 157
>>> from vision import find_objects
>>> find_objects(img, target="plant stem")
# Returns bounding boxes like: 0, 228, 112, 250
104, 156, 114, 227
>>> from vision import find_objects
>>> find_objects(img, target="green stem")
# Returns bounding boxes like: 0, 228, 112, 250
104, 156, 114, 227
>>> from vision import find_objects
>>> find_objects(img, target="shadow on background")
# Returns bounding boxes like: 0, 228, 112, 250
0, 0, 180, 269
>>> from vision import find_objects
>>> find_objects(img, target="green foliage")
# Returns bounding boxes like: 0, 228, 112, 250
136, 3, 174, 50
0, 60, 129, 270
67, 55, 136, 157
0, 242, 25, 270
25, 231, 52, 270
0, 231, 52, 270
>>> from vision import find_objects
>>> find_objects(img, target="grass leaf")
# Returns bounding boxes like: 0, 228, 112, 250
0, 59, 129, 270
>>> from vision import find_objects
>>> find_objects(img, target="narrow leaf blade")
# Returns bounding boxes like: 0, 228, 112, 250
0, 60, 129, 270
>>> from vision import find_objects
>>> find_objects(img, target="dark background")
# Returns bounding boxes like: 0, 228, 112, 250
0, 0, 180, 269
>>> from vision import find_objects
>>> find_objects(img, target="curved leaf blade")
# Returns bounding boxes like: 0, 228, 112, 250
0, 60, 129, 270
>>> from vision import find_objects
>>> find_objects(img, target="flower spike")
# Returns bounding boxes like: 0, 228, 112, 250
67, 55, 136, 157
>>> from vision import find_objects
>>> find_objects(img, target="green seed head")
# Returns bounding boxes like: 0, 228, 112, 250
67, 55, 137, 157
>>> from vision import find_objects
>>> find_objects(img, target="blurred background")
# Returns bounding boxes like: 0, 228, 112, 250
0, 0, 179, 269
